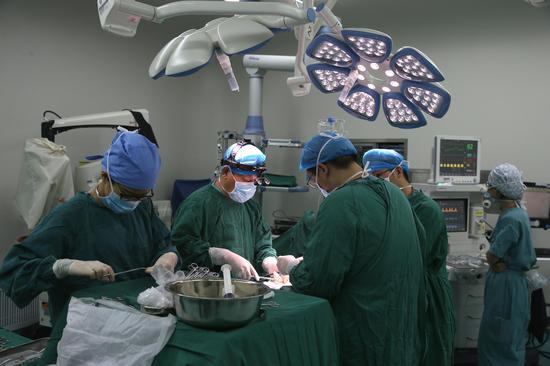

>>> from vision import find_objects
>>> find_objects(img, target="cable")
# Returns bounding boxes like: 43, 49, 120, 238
42, 110, 62, 120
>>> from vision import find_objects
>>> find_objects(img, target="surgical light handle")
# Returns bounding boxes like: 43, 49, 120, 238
315, 3, 342, 34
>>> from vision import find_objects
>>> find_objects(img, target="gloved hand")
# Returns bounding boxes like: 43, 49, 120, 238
262, 257, 279, 276
146, 252, 178, 274
209, 247, 259, 280
53, 259, 115, 282
277, 255, 303, 275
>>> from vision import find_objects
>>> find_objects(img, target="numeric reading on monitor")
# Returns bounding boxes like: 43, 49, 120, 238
434, 136, 481, 184
439, 140, 478, 177
435, 198, 468, 232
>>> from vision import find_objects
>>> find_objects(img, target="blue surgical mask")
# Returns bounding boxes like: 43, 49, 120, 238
482, 192, 502, 214
229, 181, 257, 203
96, 187, 140, 214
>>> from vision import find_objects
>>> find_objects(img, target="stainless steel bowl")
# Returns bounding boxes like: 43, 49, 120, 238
165, 279, 270, 330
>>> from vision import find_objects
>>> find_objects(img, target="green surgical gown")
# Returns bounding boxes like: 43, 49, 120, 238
272, 210, 316, 257
408, 190, 455, 366
0, 193, 175, 325
478, 207, 536, 366
290, 177, 424, 366
171, 184, 276, 273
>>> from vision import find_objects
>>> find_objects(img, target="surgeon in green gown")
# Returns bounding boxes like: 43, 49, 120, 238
0, 131, 179, 324
272, 210, 316, 257
364, 149, 455, 366
171, 141, 278, 280
277, 133, 424, 366
478, 163, 536, 366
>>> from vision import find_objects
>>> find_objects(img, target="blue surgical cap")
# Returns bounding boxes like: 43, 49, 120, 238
362, 149, 409, 174
101, 131, 161, 190
299, 132, 357, 171
487, 163, 525, 200
223, 142, 266, 176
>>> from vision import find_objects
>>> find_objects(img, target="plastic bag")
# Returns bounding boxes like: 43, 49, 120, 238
526, 269, 549, 291
15, 138, 74, 229
57, 297, 176, 366
137, 266, 185, 308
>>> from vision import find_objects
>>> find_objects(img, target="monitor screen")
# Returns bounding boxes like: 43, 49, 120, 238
434, 198, 468, 232
439, 139, 479, 177
523, 191, 550, 219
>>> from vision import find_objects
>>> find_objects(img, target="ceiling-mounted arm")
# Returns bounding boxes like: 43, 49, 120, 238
98, 0, 315, 37
41, 109, 147, 142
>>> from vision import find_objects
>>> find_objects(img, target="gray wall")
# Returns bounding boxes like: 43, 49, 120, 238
1, 0, 550, 260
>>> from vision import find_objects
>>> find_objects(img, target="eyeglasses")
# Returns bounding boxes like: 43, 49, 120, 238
114, 183, 154, 202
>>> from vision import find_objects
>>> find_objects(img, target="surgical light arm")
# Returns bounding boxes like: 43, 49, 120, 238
99, 0, 315, 37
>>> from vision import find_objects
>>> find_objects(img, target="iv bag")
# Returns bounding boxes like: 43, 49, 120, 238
318, 117, 347, 136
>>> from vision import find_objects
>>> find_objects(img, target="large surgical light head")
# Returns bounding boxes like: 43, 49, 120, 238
305, 3, 450, 129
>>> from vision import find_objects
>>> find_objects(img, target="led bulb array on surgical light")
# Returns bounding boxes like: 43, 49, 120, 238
306, 28, 450, 128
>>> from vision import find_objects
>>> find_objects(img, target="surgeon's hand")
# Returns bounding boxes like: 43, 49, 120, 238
62, 260, 115, 282
277, 255, 303, 275
262, 257, 279, 276
209, 247, 259, 280
146, 252, 178, 274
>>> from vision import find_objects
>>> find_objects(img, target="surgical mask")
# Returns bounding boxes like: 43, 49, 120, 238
361, 161, 370, 179
96, 187, 140, 214
483, 191, 507, 214
229, 181, 257, 203
96, 141, 141, 214
220, 170, 257, 203
318, 186, 329, 198
383, 165, 400, 182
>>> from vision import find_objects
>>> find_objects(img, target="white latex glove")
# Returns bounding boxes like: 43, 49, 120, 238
209, 247, 259, 280
53, 259, 115, 282
146, 252, 178, 274
277, 255, 303, 275
262, 257, 279, 276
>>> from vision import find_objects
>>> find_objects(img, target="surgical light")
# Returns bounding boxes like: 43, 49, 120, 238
150, 17, 274, 84
341, 29, 392, 63
306, 25, 450, 128
402, 81, 451, 118
337, 85, 380, 121
306, 64, 351, 93
305, 34, 358, 68
390, 47, 444, 82
382, 93, 426, 129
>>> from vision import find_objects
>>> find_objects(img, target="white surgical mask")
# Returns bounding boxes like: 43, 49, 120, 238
229, 181, 257, 203
361, 161, 370, 178
219, 169, 257, 203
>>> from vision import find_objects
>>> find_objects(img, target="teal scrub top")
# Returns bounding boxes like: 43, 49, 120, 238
290, 177, 424, 366
408, 190, 455, 366
0, 193, 175, 324
478, 207, 536, 366
171, 184, 276, 273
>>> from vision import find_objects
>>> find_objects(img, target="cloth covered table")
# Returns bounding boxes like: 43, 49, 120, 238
38, 277, 338, 366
